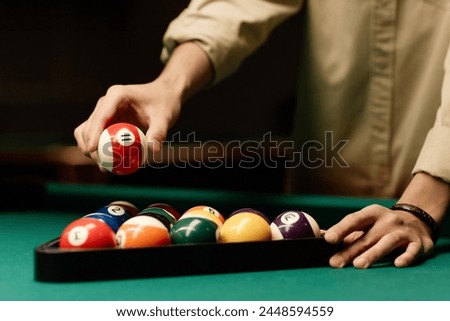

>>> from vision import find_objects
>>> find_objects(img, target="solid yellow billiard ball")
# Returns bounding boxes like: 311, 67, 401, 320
218, 211, 271, 243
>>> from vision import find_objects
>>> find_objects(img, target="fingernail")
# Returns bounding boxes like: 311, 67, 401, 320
353, 257, 369, 269
325, 230, 339, 243
329, 255, 345, 268
394, 258, 407, 268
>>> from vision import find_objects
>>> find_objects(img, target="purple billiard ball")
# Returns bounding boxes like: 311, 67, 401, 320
270, 210, 321, 240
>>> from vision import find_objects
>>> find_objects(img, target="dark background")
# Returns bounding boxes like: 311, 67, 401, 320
0, 0, 301, 193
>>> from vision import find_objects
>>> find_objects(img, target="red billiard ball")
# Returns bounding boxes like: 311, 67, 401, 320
116, 215, 171, 248
97, 122, 148, 175
59, 217, 116, 249
270, 210, 321, 240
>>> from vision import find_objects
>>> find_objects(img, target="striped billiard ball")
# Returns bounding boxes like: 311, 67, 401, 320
270, 210, 321, 240
116, 215, 171, 248
97, 122, 147, 175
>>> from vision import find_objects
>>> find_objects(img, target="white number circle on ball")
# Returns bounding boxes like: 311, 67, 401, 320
116, 128, 136, 146
68, 226, 89, 246
280, 211, 301, 225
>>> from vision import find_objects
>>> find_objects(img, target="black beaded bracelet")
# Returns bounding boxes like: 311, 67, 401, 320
391, 203, 440, 244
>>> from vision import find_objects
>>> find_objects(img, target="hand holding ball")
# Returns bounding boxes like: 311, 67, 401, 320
97, 122, 148, 175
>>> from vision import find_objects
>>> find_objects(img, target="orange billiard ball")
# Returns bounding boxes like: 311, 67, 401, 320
116, 215, 171, 248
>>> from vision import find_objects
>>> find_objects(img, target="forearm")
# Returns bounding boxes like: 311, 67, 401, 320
397, 172, 450, 225
158, 41, 213, 104
161, 0, 302, 83
405, 46, 450, 224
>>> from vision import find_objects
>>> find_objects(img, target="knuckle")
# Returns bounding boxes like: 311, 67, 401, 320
73, 125, 81, 138
359, 204, 387, 219
383, 231, 403, 244
106, 84, 127, 99
341, 212, 359, 224
423, 238, 435, 252
382, 213, 404, 226
96, 95, 105, 105
357, 234, 373, 248
409, 241, 422, 253
364, 204, 385, 213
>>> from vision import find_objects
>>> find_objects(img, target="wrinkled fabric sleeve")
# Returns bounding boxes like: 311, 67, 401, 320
413, 44, 450, 183
160, 0, 302, 84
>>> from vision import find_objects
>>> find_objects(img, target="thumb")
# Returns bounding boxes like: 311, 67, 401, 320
145, 121, 168, 154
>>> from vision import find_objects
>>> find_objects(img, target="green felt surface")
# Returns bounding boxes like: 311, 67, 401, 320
1, 183, 450, 301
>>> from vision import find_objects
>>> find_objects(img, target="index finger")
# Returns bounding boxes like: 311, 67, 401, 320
85, 88, 128, 152
324, 205, 384, 244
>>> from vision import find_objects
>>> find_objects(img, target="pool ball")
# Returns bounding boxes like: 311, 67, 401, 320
270, 210, 321, 240
59, 217, 116, 249
138, 207, 178, 229
229, 207, 269, 222
97, 122, 148, 175
180, 205, 224, 227
146, 203, 181, 221
170, 217, 218, 244
109, 200, 140, 216
218, 211, 271, 243
116, 215, 171, 248
84, 203, 135, 232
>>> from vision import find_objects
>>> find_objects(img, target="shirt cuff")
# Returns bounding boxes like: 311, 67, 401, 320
160, 14, 246, 85
159, 1, 302, 85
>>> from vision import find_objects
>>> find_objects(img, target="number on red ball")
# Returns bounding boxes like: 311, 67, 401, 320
59, 217, 116, 249
97, 122, 148, 175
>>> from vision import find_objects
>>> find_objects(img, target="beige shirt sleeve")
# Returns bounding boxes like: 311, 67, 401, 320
413, 44, 450, 183
160, 0, 302, 83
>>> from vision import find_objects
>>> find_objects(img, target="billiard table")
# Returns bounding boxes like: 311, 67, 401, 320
1, 181, 450, 301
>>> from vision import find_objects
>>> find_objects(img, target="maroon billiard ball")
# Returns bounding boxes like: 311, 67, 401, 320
97, 122, 147, 175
